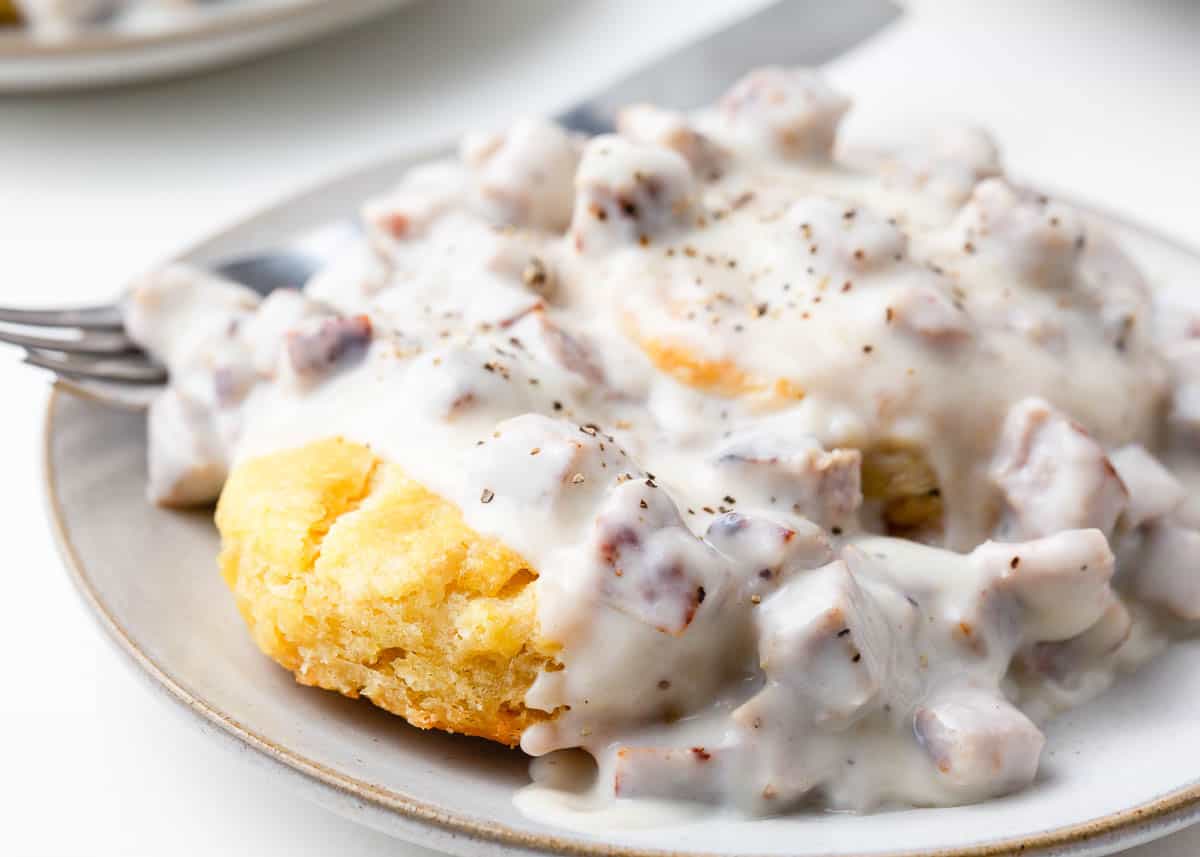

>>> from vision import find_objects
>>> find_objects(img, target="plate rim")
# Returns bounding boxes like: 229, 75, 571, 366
0, 0, 404, 58
40, 155, 1200, 857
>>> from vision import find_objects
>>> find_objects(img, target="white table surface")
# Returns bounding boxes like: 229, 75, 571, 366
2, 1, 1198, 854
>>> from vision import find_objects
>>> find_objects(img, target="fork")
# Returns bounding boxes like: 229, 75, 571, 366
0, 0, 898, 409
2, 221, 359, 409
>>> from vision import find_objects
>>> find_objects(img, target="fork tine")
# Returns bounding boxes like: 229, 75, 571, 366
23, 349, 167, 384
0, 326, 136, 355
0, 303, 124, 330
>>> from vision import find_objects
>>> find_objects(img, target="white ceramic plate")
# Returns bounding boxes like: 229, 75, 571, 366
43, 150, 1200, 857
0, 0, 411, 92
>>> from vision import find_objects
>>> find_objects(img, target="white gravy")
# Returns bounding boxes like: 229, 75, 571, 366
123, 67, 1200, 826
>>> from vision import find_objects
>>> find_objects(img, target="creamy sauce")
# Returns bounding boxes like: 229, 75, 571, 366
124, 66, 1200, 825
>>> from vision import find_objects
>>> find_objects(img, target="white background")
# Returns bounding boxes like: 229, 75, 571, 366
2, 0, 1199, 854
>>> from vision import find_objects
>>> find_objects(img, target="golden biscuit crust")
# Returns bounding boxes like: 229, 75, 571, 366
862, 440, 944, 536
215, 437, 559, 746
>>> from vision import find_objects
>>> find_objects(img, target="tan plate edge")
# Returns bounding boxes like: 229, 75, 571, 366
40, 181, 1200, 857
0, 0, 396, 58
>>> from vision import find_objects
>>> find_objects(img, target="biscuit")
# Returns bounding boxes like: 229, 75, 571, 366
215, 437, 559, 745
862, 440, 944, 535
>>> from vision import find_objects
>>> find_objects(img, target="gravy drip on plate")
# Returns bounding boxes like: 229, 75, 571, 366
124, 67, 1200, 818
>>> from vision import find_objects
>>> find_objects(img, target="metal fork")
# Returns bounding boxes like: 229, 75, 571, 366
0, 0, 898, 409
2, 229, 352, 409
